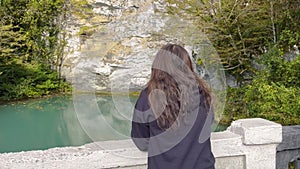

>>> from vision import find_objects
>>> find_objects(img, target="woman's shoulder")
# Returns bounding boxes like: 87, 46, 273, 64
141, 87, 148, 95
135, 87, 150, 111
139, 87, 148, 101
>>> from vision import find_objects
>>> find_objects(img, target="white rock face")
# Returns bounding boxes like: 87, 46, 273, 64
63, 0, 210, 92
62, 0, 167, 92
62, 0, 226, 93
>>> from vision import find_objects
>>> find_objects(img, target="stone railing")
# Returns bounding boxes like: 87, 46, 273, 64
276, 125, 300, 169
0, 118, 282, 169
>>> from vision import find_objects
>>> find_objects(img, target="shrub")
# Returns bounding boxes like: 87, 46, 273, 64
223, 47, 300, 125
0, 63, 70, 101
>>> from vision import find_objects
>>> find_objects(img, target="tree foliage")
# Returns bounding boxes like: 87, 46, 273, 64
163, 0, 300, 125
164, 0, 300, 83
0, 63, 70, 100
0, 0, 67, 64
225, 48, 300, 125
274, 0, 300, 51
0, 0, 71, 100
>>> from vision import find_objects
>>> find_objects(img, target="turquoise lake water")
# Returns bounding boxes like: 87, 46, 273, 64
0, 95, 91, 153
0, 95, 226, 153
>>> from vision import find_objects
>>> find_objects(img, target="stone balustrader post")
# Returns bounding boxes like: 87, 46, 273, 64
228, 118, 282, 169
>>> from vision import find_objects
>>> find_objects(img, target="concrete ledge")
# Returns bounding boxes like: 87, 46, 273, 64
0, 134, 249, 169
0, 137, 246, 169
211, 131, 244, 158
216, 156, 245, 169
0, 141, 147, 169
228, 118, 282, 145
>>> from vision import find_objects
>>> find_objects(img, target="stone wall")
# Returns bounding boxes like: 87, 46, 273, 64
276, 125, 300, 169
0, 118, 283, 169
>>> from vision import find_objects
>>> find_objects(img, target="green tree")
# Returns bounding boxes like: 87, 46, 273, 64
164, 0, 300, 84
165, 0, 274, 83
163, 0, 300, 125
0, 0, 27, 63
274, 0, 300, 51
0, 24, 25, 63
0, 0, 71, 100
20, 0, 66, 64
224, 48, 300, 125
244, 47, 300, 125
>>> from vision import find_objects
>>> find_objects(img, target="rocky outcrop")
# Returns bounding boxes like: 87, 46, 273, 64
62, 0, 226, 92
62, 0, 165, 92
63, 0, 166, 91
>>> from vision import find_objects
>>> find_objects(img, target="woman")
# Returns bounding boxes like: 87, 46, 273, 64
131, 44, 215, 169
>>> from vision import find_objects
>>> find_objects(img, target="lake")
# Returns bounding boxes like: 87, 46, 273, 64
0, 94, 226, 153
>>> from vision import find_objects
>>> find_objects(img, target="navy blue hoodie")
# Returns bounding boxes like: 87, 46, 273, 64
131, 87, 215, 169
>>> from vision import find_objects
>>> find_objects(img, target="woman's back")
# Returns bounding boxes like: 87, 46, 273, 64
131, 44, 215, 169
131, 87, 215, 169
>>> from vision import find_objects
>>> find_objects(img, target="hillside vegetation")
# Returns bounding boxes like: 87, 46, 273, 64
165, 0, 300, 125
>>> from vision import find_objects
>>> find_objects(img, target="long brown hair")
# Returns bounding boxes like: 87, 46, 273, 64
147, 44, 211, 130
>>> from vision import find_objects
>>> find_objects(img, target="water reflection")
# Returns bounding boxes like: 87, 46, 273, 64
73, 94, 137, 142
